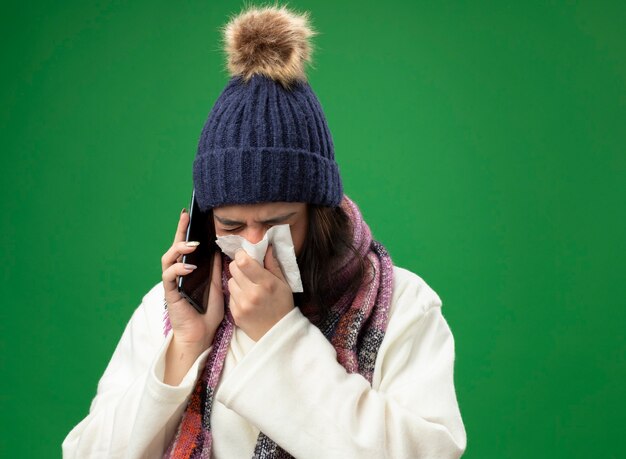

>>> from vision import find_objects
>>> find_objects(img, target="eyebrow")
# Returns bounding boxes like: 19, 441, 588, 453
214, 212, 297, 226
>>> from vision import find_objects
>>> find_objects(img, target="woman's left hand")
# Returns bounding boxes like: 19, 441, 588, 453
228, 245, 294, 341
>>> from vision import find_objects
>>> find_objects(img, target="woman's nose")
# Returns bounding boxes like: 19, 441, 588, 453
241, 226, 265, 244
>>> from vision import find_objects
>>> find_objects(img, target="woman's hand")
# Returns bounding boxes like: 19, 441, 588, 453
161, 209, 224, 385
228, 245, 294, 341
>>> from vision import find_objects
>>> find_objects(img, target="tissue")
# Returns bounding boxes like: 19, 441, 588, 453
215, 224, 304, 292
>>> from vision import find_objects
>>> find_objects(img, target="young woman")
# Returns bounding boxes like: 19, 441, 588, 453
63, 5, 466, 458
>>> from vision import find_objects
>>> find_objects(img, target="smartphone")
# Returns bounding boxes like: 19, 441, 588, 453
177, 189, 217, 314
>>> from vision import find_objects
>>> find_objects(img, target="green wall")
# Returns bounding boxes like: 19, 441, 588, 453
2, 1, 624, 457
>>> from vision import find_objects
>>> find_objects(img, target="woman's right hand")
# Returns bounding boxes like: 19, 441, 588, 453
161, 209, 224, 351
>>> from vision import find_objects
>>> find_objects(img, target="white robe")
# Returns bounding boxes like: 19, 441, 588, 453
63, 266, 467, 458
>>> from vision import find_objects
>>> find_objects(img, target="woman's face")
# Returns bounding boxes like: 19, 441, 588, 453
212, 202, 308, 256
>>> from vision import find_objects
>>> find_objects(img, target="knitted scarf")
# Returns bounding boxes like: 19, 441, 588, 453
162, 195, 394, 458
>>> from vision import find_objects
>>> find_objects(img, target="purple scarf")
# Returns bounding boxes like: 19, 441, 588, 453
162, 195, 393, 458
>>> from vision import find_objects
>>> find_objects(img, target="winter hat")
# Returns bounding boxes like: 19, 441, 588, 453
192, 4, 343, 211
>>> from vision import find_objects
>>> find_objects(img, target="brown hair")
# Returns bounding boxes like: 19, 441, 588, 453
294, 205, 373, 324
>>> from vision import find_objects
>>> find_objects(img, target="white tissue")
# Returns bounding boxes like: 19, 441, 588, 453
215, 224, 303, 293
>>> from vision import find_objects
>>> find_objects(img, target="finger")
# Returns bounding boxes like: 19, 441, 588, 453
228, 277, 243, 310
162, 262, 197, 291
229, 257, 256, 291
264, 245, 287, 282
233, 249, 266, 284
174, 209, 190, 244
161, 240, 200, 271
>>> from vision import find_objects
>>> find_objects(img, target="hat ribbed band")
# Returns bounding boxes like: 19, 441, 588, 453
193, 147, 343, 210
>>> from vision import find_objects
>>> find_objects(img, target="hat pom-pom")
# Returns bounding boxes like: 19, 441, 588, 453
223, 4, 316, 88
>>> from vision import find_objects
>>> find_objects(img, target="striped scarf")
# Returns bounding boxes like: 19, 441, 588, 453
162, 195, 394, 458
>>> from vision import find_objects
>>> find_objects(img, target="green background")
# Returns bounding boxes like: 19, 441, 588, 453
1, 0, 624, 457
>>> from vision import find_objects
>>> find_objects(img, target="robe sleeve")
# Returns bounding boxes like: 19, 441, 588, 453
62, 283, 212, 459
215, 268, 467, 458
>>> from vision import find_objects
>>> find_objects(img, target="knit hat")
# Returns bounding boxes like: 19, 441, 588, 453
192, 4, 343, 211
